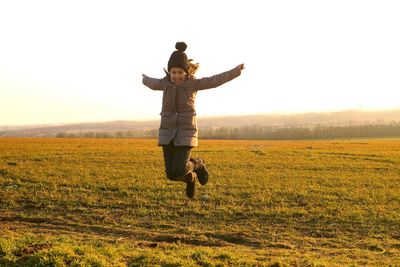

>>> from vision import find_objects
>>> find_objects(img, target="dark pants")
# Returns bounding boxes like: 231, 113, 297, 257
162, 140, 194, 181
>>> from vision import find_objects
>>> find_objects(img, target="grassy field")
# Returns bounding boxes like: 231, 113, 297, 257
0, 137, 400, 266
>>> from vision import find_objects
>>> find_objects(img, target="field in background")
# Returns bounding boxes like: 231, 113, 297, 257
1, 138, 400, 266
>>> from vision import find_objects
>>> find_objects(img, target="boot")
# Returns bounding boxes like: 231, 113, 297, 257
190, 158, 209, 185
184, 172, 197, 199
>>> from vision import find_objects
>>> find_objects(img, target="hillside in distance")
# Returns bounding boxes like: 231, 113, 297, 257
1, 109, 400, 137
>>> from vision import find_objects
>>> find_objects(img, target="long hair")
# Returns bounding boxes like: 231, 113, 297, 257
187, 59, 200, 79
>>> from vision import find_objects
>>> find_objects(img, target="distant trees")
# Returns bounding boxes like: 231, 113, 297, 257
55, 129, 158, 139
200, 123, 400, 140
53, 122, 400, 140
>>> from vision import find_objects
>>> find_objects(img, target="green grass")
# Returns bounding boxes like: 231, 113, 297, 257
1, 138, 400, 266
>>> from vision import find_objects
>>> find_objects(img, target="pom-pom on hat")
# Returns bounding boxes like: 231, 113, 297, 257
167, 42, 189, 73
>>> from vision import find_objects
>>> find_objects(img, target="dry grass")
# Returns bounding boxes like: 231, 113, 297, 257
1, 138, 400, 266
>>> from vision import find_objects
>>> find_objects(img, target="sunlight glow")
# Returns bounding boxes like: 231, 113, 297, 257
1, 0, 399, 125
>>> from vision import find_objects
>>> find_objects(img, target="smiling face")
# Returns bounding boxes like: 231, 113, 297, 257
169, 67, 187, 85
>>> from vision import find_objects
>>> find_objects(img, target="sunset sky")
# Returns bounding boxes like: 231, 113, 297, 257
1, 0, 399, 126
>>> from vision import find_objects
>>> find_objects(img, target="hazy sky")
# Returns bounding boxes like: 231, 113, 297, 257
1, 0, 399, 126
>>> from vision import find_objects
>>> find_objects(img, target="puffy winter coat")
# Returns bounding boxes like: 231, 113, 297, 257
143, 66, 242, 146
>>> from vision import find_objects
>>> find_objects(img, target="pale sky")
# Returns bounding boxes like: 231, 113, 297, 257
1, 0, 399, 126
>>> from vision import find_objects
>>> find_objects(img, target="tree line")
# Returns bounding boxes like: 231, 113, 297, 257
55, 129, 158, 139
55, 122, 400, 140
199, 123, 400, 140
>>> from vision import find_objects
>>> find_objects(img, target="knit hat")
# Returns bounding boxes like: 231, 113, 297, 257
167, 42, 188, 73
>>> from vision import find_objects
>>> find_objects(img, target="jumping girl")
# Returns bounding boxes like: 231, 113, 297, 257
142, 42, 244, 198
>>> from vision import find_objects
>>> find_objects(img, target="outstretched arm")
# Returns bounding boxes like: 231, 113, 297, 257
142, 74, 163, 91
192, 64, 244, 91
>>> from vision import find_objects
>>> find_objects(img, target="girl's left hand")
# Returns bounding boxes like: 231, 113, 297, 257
237, 64, 245, 70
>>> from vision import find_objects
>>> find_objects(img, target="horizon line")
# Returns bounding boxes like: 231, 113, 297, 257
2, 107, 400, 128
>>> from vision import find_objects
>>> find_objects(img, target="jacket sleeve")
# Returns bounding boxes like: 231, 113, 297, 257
142, 75, 163, 91
192, 66, 242, 91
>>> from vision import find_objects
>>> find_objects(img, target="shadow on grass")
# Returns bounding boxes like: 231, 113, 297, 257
0, 215, 264, 248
